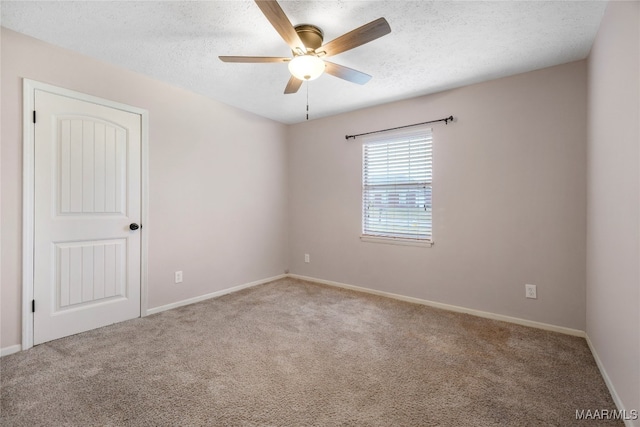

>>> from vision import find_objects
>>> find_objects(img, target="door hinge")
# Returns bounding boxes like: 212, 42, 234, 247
33, 110, 36, 124
32, 299, 35, 313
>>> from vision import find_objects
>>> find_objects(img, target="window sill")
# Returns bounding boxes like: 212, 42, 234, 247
360, 235, 434, 248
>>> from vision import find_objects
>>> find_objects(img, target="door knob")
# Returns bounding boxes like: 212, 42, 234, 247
129, 223, 140, 231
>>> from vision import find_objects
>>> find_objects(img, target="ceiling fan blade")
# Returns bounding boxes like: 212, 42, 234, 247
316, 17, 391, 58
219, 56, 290, 63
255, 0, 306, 53
324, 61, 372, 85
284, 75, 303, 94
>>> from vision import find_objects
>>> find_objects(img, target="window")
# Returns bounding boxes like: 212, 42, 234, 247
361, 126, 433, 246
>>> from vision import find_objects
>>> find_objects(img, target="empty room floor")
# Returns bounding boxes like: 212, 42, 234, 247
0, 278, 621, 426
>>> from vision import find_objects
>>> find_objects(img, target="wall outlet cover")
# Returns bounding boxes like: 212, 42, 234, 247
525, 284, 537, 299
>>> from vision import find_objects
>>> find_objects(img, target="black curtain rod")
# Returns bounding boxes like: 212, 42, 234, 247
345, 115, 454, 140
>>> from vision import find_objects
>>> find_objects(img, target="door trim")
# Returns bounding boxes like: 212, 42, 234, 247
22, 79, 149, 350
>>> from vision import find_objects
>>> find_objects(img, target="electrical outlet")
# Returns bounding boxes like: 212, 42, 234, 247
304, 254, 310, 263
525, 284, 537, 299
175, 271, 183, 284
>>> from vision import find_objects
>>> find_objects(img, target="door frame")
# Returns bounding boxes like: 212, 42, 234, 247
22, 79, 149, 350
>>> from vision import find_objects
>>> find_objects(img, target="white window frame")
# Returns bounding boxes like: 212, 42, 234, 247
360, 125, 433, 247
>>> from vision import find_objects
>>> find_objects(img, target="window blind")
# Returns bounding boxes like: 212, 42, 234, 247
362, 126, 432, 242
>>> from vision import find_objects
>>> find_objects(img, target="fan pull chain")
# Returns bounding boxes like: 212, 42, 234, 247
306, 82, 309, 121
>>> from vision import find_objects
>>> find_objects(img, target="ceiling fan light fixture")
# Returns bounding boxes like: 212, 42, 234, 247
288, 55, 325, 81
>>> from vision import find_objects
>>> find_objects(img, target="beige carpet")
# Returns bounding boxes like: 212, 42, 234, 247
1, 278, 621, 426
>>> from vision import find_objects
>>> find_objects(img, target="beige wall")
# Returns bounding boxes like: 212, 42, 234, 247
1, 28, 289, 349
586, 0, 640, 416
288, 61, 588, 330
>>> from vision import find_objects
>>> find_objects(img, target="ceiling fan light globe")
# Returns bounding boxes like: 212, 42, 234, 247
288, 55, 325, 81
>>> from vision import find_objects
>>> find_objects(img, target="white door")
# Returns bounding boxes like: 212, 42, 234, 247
33, 90, 142, 345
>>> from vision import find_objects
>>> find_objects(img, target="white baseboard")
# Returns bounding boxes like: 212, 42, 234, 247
146, 274, 286, 316
288, 274, 586, 337
1, 344, 22, 357
585, 335, 638, 427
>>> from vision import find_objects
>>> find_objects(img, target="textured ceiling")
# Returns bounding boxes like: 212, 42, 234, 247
1, 1, 606, 124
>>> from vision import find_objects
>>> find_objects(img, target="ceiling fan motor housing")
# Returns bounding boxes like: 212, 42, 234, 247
294, 24, 324, 53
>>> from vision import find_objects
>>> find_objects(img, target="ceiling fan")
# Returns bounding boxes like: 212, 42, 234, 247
219, 0, 391, 94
